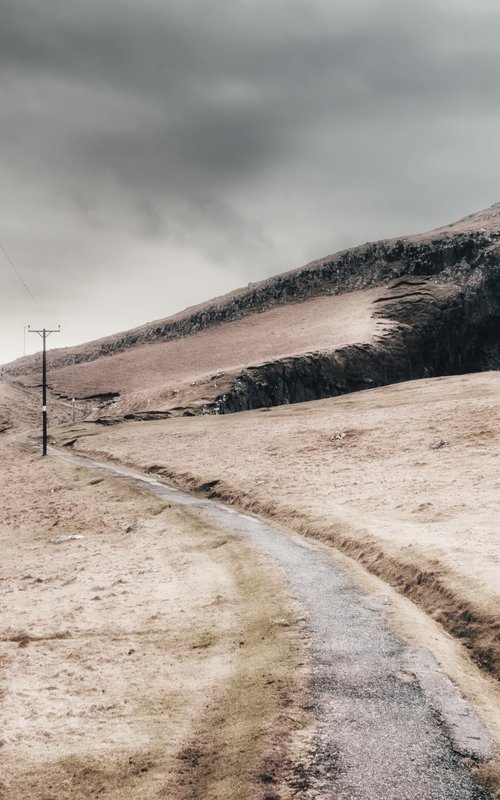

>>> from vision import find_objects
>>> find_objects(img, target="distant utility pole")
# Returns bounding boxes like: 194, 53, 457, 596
28, 325, 60, 456
71, 356, 76, 423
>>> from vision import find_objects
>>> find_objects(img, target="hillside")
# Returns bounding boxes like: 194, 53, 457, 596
3, 207, 500, 797
3, 202, 500, 419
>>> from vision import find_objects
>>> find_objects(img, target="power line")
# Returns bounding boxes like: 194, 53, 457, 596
0, 240, 44, 311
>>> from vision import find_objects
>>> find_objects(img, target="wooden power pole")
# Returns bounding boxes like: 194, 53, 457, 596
28, 326, 60, 456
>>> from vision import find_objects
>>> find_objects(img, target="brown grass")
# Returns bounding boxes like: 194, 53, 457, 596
45, 372, 500, 792
0, 439, 307, 799
7, 369, 500, 793
48, 372, 500, 687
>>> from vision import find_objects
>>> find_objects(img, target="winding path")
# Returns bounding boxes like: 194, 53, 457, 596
28, 441, 496, 799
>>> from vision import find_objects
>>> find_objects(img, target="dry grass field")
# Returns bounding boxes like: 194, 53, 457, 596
2, 368, 500, 795
52, 372, 500, 685
3, 202, 500, 796
0, 419, 306, 799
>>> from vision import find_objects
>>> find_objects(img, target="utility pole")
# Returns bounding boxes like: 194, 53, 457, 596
71, 356, 76, 423
28, 326, 60, 456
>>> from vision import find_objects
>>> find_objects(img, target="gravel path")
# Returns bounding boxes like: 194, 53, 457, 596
41, 443, 496, 799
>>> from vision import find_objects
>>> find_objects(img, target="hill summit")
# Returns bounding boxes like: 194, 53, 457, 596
4, 203, 500, 420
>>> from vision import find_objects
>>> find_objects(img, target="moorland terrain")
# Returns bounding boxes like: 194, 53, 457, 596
1, 204, 500, 798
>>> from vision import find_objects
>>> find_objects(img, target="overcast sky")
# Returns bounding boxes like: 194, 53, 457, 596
1, 0, 500, 363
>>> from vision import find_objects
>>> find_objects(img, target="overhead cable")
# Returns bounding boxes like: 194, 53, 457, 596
0, 240, 44, 310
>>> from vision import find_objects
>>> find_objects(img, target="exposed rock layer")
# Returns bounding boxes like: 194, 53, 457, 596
218, 269, 500, 413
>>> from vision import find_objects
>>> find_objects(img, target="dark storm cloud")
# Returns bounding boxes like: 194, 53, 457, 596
1, 0, 500, 360
3, 1, 500, 195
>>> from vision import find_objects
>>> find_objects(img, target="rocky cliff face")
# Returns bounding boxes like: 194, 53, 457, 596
5, 205, 500, 417
184, 227, 500, 414
218, 259, 500, 413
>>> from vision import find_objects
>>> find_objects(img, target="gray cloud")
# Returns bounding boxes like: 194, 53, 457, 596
1, 0, 500, 361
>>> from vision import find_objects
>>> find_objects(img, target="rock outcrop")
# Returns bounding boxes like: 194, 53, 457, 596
5, 203, 500, 417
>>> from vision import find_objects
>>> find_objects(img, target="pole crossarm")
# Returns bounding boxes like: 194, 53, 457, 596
28, 325, 61, 456
28, 326, 61, 337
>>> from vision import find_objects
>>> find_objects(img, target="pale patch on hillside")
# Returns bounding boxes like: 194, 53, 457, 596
37, 287, 391, 416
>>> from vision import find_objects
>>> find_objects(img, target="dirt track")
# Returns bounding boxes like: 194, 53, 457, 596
3, 370, 500, 797
13, 440, 499, 799
54, 372, 500, 682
